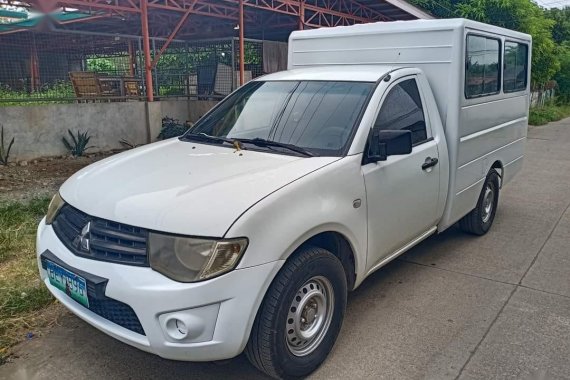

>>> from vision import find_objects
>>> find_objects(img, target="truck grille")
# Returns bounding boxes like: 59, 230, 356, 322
52, 204, 149, 266
88, 297, 146, 335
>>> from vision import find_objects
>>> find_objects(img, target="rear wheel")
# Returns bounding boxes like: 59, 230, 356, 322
245, 246, 347, 379
459, 170, 500, 235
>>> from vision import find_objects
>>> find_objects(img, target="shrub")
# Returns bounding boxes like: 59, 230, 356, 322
62, 130, 93, 157
157, 117, 192, 140
529, 101, 570, 126
0, 125, 14, 166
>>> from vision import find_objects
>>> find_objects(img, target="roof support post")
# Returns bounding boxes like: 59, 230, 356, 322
299, 0, 305, 29
140, 0, 154, 101
128, 40, 135, 77
30, 38, 39, 93
239, 0, 245, 86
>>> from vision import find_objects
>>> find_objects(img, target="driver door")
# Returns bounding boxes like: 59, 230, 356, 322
362, 76, 440, 272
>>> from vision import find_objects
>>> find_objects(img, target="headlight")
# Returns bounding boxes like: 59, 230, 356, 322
45, 193, 65, 225
148, 233, 248, 282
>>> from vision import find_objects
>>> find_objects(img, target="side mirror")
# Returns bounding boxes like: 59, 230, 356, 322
367, 130, 412, 163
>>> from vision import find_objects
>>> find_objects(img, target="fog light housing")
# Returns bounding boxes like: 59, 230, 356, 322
158, 303, 220, 343
165, 318, 189, 340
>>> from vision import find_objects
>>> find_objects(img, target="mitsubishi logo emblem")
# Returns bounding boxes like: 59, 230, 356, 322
77, 221, 91, 251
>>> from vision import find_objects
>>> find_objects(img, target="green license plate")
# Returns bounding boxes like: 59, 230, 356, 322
46, 260, 89, 308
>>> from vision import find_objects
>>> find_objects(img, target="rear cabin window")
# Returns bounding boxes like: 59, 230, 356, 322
503, 42, 529, 93
465, 35, 501, 98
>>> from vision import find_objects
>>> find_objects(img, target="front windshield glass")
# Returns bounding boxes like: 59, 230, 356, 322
185, 80, 374, 156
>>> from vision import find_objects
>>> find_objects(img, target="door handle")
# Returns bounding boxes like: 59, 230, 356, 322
422, 157, 439, 170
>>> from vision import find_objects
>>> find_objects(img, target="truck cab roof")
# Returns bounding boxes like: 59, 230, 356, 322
257, 65, 398, 83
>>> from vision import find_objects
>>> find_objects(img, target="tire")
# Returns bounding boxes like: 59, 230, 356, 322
245, 246, 347, 379
459, 170, 500, 235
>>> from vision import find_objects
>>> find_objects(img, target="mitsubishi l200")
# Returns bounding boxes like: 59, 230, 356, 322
37, 19, 531, 379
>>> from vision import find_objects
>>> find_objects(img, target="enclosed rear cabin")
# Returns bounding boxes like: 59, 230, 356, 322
288, 19, 532, 230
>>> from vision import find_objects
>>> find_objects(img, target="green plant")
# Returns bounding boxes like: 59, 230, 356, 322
62, 129, 93, 157
119, 138, 143, 149
157, 117, 192, 140
86, 57, 117, 73
0, 81, 75, 106
158, 85, 185, 96
529, 101, 570, 125
0, 125, 14, 166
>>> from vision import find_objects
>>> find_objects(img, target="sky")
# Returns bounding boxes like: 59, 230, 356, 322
534, 0, 570, 8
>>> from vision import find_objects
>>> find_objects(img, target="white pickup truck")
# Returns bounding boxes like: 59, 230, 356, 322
37, 19, 531, 379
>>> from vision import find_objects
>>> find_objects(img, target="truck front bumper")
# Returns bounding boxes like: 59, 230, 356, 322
36, 218, 283, 361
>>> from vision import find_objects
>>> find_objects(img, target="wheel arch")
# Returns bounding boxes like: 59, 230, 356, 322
243, 229, 358, 360
293, 231, 357, 291
491, 160, 503, 187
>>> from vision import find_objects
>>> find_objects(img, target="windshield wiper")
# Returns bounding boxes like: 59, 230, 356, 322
182, 132, 238, 146
182, 134, 315, 157
240, 138, 316, 157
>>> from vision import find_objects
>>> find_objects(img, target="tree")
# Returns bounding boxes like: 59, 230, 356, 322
546, 8, 570, 102
405, 0, 457, 18
554, 42, 570, 102
545, 7, 570, 44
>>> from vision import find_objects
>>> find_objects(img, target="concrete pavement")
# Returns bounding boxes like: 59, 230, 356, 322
2, 119, 570, 380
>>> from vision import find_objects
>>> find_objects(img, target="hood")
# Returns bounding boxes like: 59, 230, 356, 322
60, 139, 338, 237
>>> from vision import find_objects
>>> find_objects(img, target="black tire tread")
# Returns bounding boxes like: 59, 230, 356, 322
245, 246, 344, 379
459, 170, 500, 235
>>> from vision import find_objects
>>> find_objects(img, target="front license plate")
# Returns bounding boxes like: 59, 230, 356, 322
46, 260, 89, 308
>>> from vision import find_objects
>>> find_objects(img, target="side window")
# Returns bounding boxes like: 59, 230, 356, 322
465, 35, 500, 98
504, 42, 528, 93
374, 78, 428, 146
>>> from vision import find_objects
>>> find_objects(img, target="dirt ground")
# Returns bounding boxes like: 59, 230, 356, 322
0, 151, 121, 203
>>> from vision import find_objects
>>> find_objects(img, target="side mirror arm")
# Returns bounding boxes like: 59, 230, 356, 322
365, 130, 387, 164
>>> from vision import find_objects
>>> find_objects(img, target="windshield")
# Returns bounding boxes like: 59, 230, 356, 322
185, 80, 374, 156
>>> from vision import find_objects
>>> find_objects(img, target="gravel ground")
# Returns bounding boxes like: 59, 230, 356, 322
0, 151, 120, 203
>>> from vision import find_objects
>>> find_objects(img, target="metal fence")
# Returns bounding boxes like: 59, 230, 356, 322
0, 30, 266, 105
153, 38, 263, 99
531, 89, 556, 107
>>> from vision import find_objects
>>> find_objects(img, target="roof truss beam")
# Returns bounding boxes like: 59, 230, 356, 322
31, 0, 141, 13
22, 0, 391, 25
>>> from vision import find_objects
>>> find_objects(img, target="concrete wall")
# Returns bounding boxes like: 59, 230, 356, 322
0, 99, 219, 161
146, 99, 218, 142
0, 102, 148, 161
188, 100, 218, 122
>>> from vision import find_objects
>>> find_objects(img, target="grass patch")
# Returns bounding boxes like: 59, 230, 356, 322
0, 198, 49, 263
0, 81, 75, 107
529, 103, 570, 126
0, 197, 56, 363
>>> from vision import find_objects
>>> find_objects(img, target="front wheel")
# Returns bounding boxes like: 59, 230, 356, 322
459, 170, 500, 235
245, 246, 347, 379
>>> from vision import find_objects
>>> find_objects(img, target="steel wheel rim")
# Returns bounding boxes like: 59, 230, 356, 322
481, 185, 494, 223
285, 276, 335, 357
